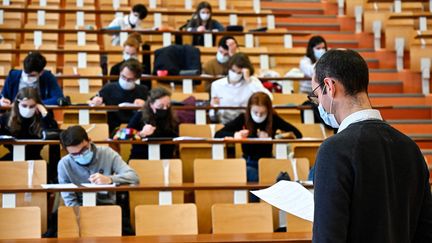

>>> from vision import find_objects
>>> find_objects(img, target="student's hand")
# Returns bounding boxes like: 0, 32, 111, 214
133, 99, 145, 107
257, 130, 269, 138
139, 124, 156, 137
89, 96, 103, 106
36, 104, 48, 117
234, 129, 249, 139
242, 68, 251, 82
211, 97, 220, 106
197, 25, 206, 32
88, 173, 112, 184
0, 97, 11, 107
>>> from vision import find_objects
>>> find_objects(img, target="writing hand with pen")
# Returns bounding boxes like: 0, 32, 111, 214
88, 169, 113, 184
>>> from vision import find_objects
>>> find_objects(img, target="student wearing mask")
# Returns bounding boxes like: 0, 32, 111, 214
0, 87, 58, 160
210, 53, 272, 124
0, 52, 63, 106
215, 92, 302, 182
108, 4, 148, 46
185, 1, 224, 46
203, 36, 239, 77
89, 59, 148, 136
299, 35, 328, 93
127, 87, 178, 160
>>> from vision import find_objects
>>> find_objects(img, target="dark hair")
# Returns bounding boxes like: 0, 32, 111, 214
195, 1, 212, 24
306, 36, 327, 64
218, 36, 237, 50
23, 52, 47, 73
315, 49, 369, 96
8, 87, 44, 136
132, 4, 148, 20
228, 52, 254, 75
245, 92, 274, 136
60, 125, 89, 148
120, 59, 143, 79
141, 87, 177, 132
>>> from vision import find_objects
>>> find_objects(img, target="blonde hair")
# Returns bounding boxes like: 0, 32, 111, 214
123, 32, 142, 50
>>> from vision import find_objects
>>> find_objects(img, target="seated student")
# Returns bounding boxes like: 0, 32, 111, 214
215, 92, 302, 182
127, 87, 178, 160
0, 52, 64, 106
108, 4, 148, 46
185, 1, 224, 46
203, 36, 239, 77
89, 59, 149, 136
210, 52, 272, 124
299, 35, 327, 93
0, 87, 58, 160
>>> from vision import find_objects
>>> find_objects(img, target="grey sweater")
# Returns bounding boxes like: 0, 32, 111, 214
58, 143, 140, 206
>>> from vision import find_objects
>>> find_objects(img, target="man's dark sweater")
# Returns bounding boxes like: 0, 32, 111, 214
98, 82, 148, 135
313, 120, 432, 242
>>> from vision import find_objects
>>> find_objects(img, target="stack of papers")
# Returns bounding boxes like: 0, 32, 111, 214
41, 183, 78, 189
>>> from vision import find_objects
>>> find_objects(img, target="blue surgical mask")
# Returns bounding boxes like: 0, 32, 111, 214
318, 102, 339, 129
314, 49, 325, 60
72, 148, 94, 166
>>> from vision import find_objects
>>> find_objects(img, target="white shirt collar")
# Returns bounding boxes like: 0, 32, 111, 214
337, 109, 383, 133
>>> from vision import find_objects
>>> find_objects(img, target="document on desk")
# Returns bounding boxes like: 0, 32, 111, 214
251, 180, 314, 222
41, 183, 78, 189
81, 183, 117, 188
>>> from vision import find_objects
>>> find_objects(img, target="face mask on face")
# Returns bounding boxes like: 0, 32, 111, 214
314, 49, 326, 60
250, 111, 267, 124
200, 13, 210, 21
22, 72, 38, 84
123, 52, 137, 61
119, 77, 136, 90
228, 70, 243, 84
216, 51, 229, 64
72, 148, 94, 166
19, 105, 37, 118
129, 14, 139, 26
318, 102, 339, 129
155, 108, 169, 119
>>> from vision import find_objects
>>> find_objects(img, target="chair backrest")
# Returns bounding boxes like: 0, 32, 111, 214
272, 93, 308, 106
171, 92, 209, 102
58, 205, 122, 238
194, 158, 246, 233
286, 214, 313, 233
128, 160, 184, 228
0, 207, 41, 239
211, 203, 273, 234
0, 161, 47, 232
60, 124, 109, 141
179, 123, 224, 138
258, 158, 310, 183
135, 204, 198, 236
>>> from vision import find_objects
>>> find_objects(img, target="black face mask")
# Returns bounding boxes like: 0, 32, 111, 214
155, 108, 169, 119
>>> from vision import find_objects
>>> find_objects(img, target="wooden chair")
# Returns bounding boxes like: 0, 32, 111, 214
58, 206, 122, 238
0, 207, 41, 239
273, 93, 308, 124
135, 204, 198, 236
211, 203, 273, 234
0, 161, 47, 232
258, 158, 311, 232
179, 123, 224, 182
128, 159, 184, 229
60, 123, 109, 141
194, 158, 246, 233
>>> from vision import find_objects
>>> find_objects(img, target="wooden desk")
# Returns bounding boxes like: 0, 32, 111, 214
1, 232, 312, 242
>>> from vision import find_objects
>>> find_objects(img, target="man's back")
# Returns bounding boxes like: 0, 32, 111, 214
313, 119, 432, 242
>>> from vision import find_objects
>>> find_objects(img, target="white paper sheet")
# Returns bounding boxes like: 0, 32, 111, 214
81, 183, 116, 188
41, 183, 78, 189
251, 180, 314, 222
172, 136, 206, 141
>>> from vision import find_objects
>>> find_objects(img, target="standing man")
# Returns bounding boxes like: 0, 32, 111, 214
310, 49, 432, 242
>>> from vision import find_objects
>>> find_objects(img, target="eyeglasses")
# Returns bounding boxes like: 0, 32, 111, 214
307, 82, 324, 105
70, 144, 90, 157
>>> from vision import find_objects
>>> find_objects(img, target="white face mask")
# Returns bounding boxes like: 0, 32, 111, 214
22, 72, 38, 84
216, 51, 229, 64
318, 100, 339, 129
314, 49, 326, 60
228, 70, 243, 84
119, 77, 136, 90
250, 111, 267, 124
19, 105, 37, 118
200, 13, 210, 21
129, 14, 139, 25
123, 52, 137, 61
